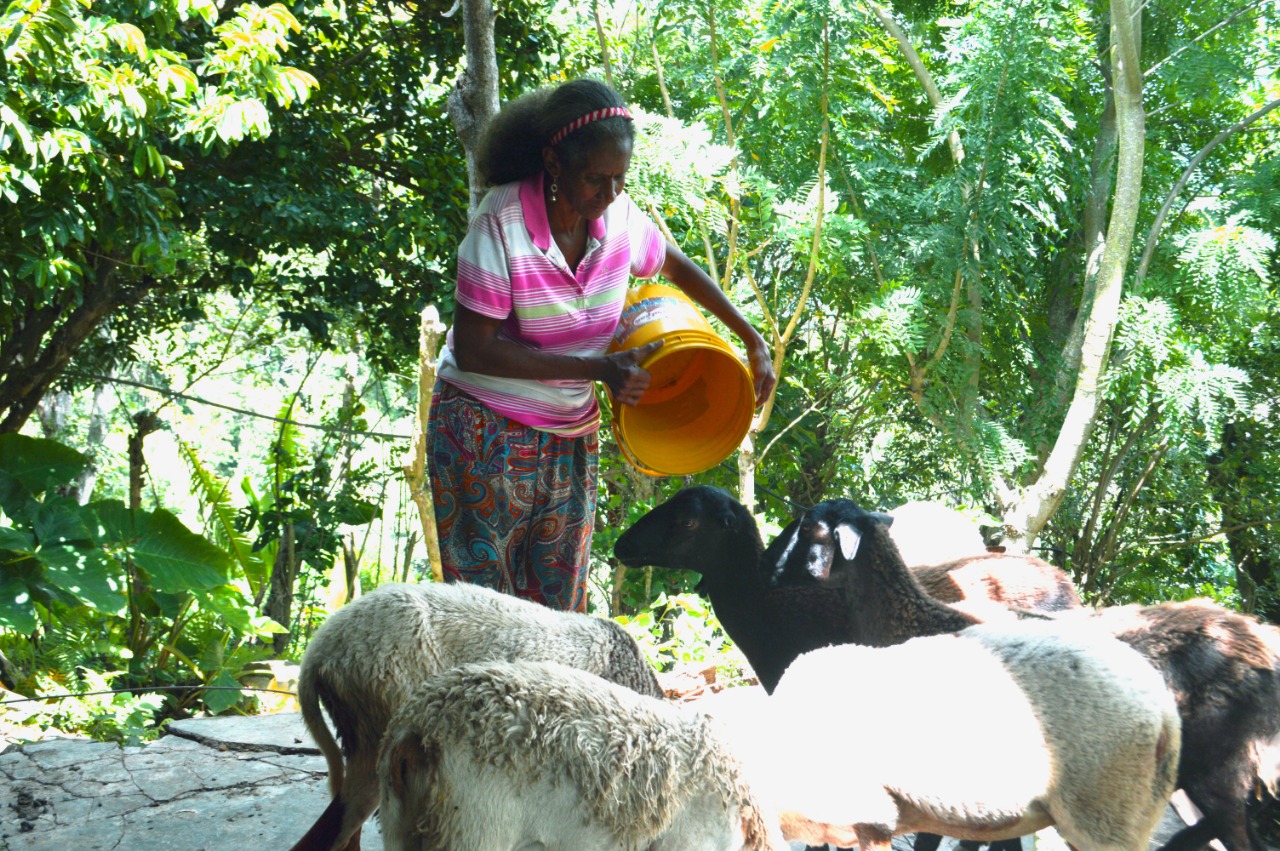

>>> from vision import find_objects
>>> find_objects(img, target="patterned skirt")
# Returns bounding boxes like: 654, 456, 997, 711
427, 381, 598, 612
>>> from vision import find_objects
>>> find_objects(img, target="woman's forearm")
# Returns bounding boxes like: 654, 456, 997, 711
450, 304, 661, 405
454, 332, 605, 382
660, 247, 767, 349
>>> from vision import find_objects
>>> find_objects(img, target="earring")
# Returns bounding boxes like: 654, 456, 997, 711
550, 181, 558, 202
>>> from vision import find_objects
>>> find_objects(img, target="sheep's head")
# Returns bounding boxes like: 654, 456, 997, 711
765, 499, 891, 587
613, 486, 759, 577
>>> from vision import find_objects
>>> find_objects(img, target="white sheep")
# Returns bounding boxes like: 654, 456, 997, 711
884, 499, 989, 566
709, 620, 1181, 851
287, 582, 663, 851
377, 660, 788, 851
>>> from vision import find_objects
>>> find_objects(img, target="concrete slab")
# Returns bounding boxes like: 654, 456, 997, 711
0, 712, 383, 851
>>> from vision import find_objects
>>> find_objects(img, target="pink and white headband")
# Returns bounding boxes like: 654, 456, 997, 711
548, 106, 633, 147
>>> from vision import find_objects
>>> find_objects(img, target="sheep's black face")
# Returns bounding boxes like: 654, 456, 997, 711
766, 499, 873, 587
613, 486, 753, 574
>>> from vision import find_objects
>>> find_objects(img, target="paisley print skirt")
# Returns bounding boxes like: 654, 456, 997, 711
427, 381, 598, 612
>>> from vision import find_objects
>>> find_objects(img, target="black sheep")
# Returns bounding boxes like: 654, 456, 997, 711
771, 497, 1280, 851
613, 485, 852, 693
766, 498, 982, 644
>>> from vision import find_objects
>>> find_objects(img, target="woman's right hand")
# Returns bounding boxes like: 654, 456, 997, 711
602, 339, 664, 406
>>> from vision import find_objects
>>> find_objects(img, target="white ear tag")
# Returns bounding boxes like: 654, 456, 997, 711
834, 524, 862, 561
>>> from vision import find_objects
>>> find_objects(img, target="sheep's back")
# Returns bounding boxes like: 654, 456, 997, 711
760, 621, 1178, 834
301, 582, 660, 753
913, 554, 1081, 612
384, 661, 755, 848
886, 501, 987, 566
769, 636, 1052, 795
1080, 599, 1280, 790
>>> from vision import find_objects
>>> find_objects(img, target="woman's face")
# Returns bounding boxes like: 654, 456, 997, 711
550, 137, 633, 221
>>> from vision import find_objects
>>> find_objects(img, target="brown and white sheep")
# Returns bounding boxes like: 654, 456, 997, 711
287, 581, 662, 851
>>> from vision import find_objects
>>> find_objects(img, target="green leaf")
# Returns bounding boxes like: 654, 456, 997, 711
0, 434, 89, 496
134, 508, 232, 591
84, 501, 232, 591
0, 576, 38, 633
158, 64, 197, 99
37, 543, 127, 614
180, 442, 268, 597
107, 22, 147, 58
335, 498, 378, 526
203, 668, 245, 715
216, 100, 245, 143
0, 104, 35, 157
32, 499, 95, 546
147, 143, 164, 176
202, 583, 285, 636
0, 525, 35, 552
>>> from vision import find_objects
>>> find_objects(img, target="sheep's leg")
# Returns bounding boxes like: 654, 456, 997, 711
913, 834, 945, 851
288, 795, 349, 851
1178, 773, 1261, 851
336, 825, 362, 851
325, 749, 381, 851
1155, 819, 1221, 851
1162, 794, 1253, 851
987, 839, 1024, 851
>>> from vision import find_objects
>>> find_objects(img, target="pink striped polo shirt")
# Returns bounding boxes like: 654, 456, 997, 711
436, 172, 667, 437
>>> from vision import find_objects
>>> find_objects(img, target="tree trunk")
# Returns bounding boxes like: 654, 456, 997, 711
400, 530, 419, 582
127, 411, 159, 511
334, 351, 362, 604
267, 524, 297, 656
447, 0, 500, 216
0, 266, 153, 434
341, 533, 361, 603
403, 307, 447, 582
997, 0, 1144, 551
74, 381, 112, 504
125, 410, 160, 657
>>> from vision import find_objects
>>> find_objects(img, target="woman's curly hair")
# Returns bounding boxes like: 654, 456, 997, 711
477, 78, 634, 187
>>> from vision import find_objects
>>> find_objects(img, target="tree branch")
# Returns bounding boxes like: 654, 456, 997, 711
1002, 0, 1145, 550
592, 0, 615, 88
1135, 96, 1280, 285
707, 3, 742, 290
63, 371, 410, 439
1144, 0, 1267, 79
867, 1, 965, 166
447, 0, 500, 216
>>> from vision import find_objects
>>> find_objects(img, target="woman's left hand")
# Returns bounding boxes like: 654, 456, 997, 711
602, 339, 664, 406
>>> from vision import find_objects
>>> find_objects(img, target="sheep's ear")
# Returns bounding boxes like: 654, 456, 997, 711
870, 511, 894, 527
834, 523, 863, 561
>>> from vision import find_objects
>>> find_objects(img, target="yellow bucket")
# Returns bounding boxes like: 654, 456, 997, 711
607, 283, 755, 477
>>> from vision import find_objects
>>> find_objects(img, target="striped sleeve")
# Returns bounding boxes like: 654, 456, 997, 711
455, 211, 513, 319
625, 196, 667, 279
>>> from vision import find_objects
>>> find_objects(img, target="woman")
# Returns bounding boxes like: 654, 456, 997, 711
429, 77, 775, 612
